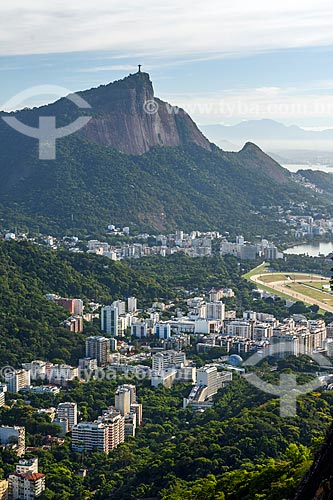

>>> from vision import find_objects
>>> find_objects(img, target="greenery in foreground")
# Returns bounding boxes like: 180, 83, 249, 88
1, 374, 332, 499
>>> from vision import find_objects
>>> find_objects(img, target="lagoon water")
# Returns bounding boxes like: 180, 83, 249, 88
284, 241, 333, 257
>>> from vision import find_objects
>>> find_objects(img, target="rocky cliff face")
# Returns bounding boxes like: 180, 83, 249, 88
75, 72, 212, 155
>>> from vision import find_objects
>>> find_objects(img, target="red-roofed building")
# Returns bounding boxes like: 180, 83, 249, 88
8, 469, 45, 499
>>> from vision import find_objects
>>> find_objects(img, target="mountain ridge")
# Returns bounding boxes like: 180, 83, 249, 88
0, 74, 330, 236
201, 120, 333, 154
2, 71, 212, 156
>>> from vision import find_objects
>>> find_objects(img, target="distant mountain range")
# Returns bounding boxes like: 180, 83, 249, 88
201, 120, 333, 164
0, 74, 330, 236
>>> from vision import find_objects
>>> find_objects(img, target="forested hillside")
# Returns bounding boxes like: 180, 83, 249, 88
0, 241, 164, 365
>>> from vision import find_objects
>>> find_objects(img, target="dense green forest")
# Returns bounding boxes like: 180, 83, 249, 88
1, 375, 331, 499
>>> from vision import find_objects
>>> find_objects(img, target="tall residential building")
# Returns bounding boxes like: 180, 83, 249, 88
72, 422, 109, 453
124, 413, 136, 437
224, 320, 253, 339
78, 358, 98, 372
73, 299, 84, 316
56, 402, 77, 430
0, 426, 25, 456
101, 305, 119, 336
5, 369, 30, 393
72, 412, 124, 454
120, 384, 136, 404
53, 417, 68, 436
85, 336, 110, 366
151, 368, 177, 388
154, 322, 171, 339
112, 300, 126, 315
206, 301, 225, 321
127, 297, 137, 313
98, 409, 125, 449
197, 366, 219, 398
131, 322, 147, 338
115, 387, 131, 416
63, 315, 84, 333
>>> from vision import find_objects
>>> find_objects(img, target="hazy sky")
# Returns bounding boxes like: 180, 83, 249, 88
2, 0, 333, 127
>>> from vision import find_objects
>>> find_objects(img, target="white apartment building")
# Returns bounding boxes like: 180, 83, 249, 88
0, 384, 6, 409
151, 368, 177, 388
152, 351, 186, 372
112, 300, 126, 315
175, 366, 197, 384
224, 320, 253, 339
197, 366, 219, 399
127, 297, 137, 313
21, 361, 47, 381
9, 459, 45, 500
154, 322, 171, 339
16, 458, 38, 475
5, 369, 30, 393
49, 365, 78, 385
194, 319, 219, 335
270, 332, 300, 357
53, 417, 68, 436
72, 413, 125, 453
97, 410, 125, 450
110, 338, 118, 351
124, 413, 136, 437
253, 323, 273, 341
120, 384, 136, 404
131, 322, 147, 338
72, 422, 111, 453
78, 358, 98, 372
87, 240, 110, 253
9, 472, 45, 499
